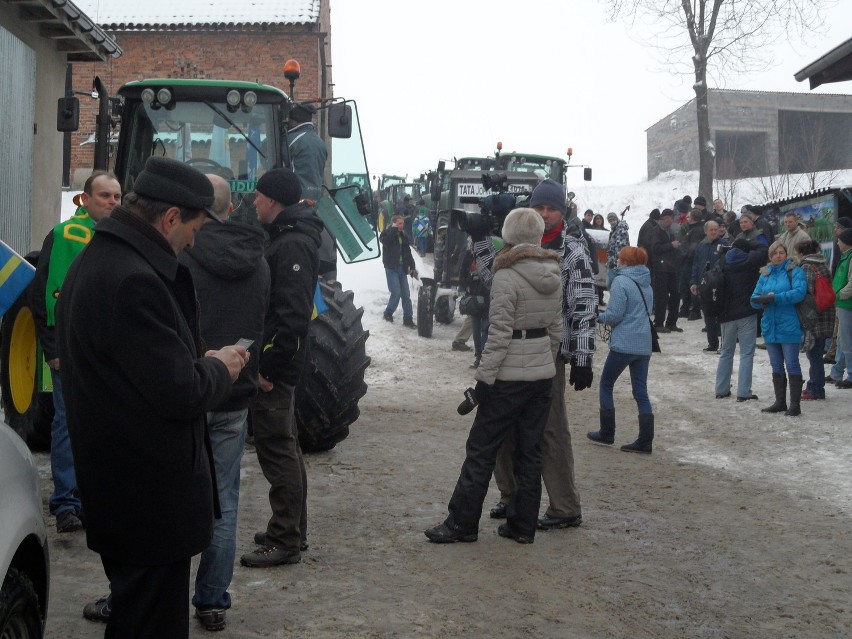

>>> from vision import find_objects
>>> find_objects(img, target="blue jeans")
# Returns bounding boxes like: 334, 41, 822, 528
805, 337, 826, 396
49, 369, 80, 516
599, 350, 652, 414
471, 314, 489, 356
835, 308, 852, 382
765, 342, 801, 376
715, 315, 757, 398
384, 266, 413, 320
192, 408, 248, 610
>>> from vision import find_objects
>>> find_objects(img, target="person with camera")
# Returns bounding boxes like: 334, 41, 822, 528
751, 241, 807, 416
470, 178, 594, 531
380, 214, 417, 327
795, 239, 836, 400
458, 239, 490, 368
424, 208, 563, 544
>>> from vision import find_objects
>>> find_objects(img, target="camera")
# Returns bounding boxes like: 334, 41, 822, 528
450, 172, 530, 237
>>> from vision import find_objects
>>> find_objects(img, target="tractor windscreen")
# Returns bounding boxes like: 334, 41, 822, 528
120, 99, 276, 194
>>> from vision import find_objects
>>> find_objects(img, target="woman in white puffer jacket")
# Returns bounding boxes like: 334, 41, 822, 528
425, 208, 563, 546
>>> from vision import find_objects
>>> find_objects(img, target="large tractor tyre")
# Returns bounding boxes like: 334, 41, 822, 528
295, 280, 370, 453
0, 568, 43, 639
417, 282, 434, 338
435, 294, 454, 325
0, 294, 53, 450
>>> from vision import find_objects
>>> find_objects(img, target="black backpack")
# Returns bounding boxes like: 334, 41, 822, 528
698, 263, 726, 318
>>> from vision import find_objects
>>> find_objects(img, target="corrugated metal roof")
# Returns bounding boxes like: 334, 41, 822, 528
794, 37, 852, 90
72, 0, 320, 30
3, 0, 122, 61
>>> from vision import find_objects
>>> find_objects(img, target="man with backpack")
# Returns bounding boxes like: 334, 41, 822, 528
690, 220, 729, 352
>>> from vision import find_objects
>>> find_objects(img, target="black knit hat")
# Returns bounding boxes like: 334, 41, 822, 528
529, 179, 566, 214
675, 200, 690, 213
732, 238, 751, 252
256, 168, 302, 205
835, 217, 852, 230
289, 103, 316, 124
694, 196, 707, 207
839, 228, 852, 246
133, 157, 219, 223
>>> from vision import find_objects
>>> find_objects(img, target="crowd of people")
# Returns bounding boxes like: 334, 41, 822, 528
33, 105, 334, 638
426, 184, 852, 548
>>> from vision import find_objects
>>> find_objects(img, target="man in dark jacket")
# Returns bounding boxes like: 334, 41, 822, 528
180, 175, 270, 630
30, 170, 121, 533
649, 209, 682, 332
287, 102, 335, 277
242, 168, 323, 568
714, 238, 768, 401
58, 157, 246, 638
677, 209, 706, 319
637, 208, 661, 270
380, 214, 418, 327
690, 220, 730, 352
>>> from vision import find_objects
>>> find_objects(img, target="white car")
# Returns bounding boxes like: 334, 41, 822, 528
0, 422, 49, 637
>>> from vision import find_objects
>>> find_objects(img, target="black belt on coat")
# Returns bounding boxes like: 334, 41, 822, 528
511, 327, 547, 339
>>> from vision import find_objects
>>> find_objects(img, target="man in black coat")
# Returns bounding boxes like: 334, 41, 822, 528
241, 168, 324, 568
637, 208, 661, 271
58, 157, 247, 638
649, 209, 682, 332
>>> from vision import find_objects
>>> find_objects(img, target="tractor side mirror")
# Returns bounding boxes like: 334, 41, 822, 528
584, 167, 592, 181
328, 102, 352, 139
57, 97, 79, 132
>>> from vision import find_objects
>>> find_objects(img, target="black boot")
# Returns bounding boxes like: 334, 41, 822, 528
761, 373, 788, 413
785, 374, 803, 417
621, 413, 654, 454
587, 408, 615, 445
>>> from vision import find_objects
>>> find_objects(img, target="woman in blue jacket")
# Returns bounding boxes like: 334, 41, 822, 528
587, 247, 655, 453
750, 241, 807, 416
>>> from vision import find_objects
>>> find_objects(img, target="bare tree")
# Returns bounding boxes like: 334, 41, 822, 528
606, 0, 827, 201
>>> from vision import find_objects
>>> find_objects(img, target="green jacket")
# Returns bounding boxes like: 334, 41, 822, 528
833, 248, 852, 311
45, 209, 96, 324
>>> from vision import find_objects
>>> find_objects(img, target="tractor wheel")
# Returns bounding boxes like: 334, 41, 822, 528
0, 568, 43, 639
0, 294, 53, 449
295, 279, 370, 453
417, 283, 433, 338
435, 294, 454, 325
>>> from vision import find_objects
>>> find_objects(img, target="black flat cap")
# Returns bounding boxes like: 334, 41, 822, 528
133, 157, 220, 223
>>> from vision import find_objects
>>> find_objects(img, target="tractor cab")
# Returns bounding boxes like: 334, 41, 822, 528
113, 78, 378, 264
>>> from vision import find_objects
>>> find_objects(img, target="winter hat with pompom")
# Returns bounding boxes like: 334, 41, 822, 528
502, 208, 545, 246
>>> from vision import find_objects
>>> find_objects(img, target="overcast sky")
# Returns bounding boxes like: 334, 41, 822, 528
330, 0, 851, 187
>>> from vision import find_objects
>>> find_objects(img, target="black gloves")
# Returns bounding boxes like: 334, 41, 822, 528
474, 380, 492, 404
753, 292, 775, 305
569, 364, 594, 391
457, 387, 478, 415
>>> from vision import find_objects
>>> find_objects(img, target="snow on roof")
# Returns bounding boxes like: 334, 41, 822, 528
72, 0, 320, 29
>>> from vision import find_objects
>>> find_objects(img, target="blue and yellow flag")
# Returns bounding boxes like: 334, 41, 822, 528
0, 239, 36, 317
311, 281, 329, 320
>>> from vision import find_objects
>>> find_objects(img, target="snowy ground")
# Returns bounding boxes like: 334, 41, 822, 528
41, 174, 851, 638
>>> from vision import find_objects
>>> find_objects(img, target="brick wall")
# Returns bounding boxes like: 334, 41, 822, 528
69, 25, 329, 184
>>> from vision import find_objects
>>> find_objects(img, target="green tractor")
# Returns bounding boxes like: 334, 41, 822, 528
1, 69, 379, 453
416, 144, 592, 338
